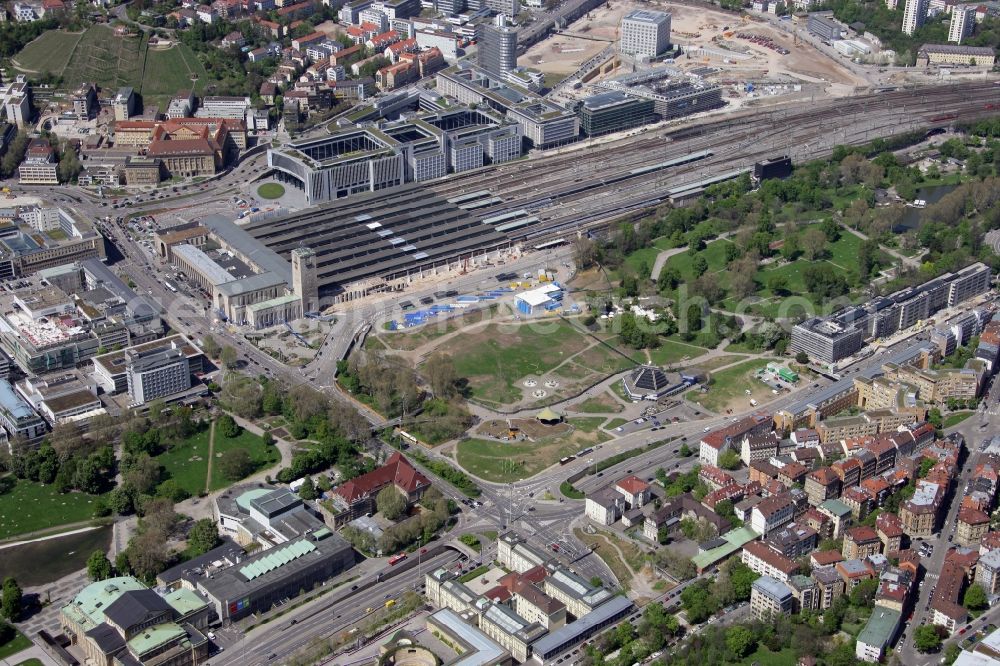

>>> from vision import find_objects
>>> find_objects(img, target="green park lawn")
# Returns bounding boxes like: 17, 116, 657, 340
662, 237, 734, 284
257, 183, 286, 200
646, 338, 708, 367
208, 428, 280, 491
0, 479, 104, 540
156, 428, 213, 497
622, 236, 676, 276
0, 630, 31, 660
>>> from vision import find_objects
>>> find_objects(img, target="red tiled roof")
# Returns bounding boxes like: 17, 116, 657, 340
959, 507, 990, 526
333, 452, 430, 504
616, 475, 649, 495
876, 512, 904, 538
845, 525, 880, 544
701, 413, 769, 449
809, 466, 839, 485
743, 541, 799, 575
811, 550, 843, 566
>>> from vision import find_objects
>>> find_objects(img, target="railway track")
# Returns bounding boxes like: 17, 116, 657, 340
428, 81, 998, 208
493, 84, 1000, 246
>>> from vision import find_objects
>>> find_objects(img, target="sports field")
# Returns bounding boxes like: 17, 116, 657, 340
11, 30, 83, 74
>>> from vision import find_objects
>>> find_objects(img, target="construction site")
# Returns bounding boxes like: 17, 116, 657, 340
521, 0, 870, 110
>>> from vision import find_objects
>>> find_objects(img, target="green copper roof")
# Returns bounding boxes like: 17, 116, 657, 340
163, 588, 208, 618
127, 622, 187, 657
235, 487, 273, 511
62, 576, 147, 631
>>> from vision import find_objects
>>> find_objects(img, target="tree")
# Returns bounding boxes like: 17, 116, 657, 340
680, 579, 718, 623
944, 643, 962, 665
123, 453, 162, 495
218, 448, 254, 481
87, 551, 113, 581
376, 486, 406, 521
217, 414, 241, 438
188, 518, 220, 556
729, 255, 758, 300
0, 131, 29, 178
201, 334, 221, 358
127, 530, 168, 583
801, 228, 828, 260
679, 443, 692, 457
299, 475, 318, 500
965, 582, 988, 611
850, 577, 878, 607
692, 254, 709, 277
914, 624, 942, 653
726, 626, 757, 659
1, 578, 21, 621
57, 142, 82, 183
220, 346, 238, 370
795, 351, 809, 364
718, 450, 741, 470
692, 272, 724, 304
425, 353, 460, 399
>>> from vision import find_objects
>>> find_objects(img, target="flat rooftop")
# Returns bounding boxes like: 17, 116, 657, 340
241, 185, 507, 295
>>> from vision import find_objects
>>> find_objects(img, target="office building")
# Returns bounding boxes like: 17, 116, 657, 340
425, 609, 509, 666
125, 342, 192, 405
594, 68, 723, 120
18, 139, 59, 185
437, 63, 578, 148
529, 596, 634, 662
92, 334, 204, 397
70, 83, 98, 120
0, 378, 45, 447
807, 12, 844, 40
485, 0, 516, 14
269, 101, 524, 204
619, 9, 672, 58
498, 533, 552, 573
578, 91, 657, 137
543, 567, 613, 618
112, 86, 137, 121
903, 0, 929, 35
477, 16, 518, 75
790, 263, 991, 364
